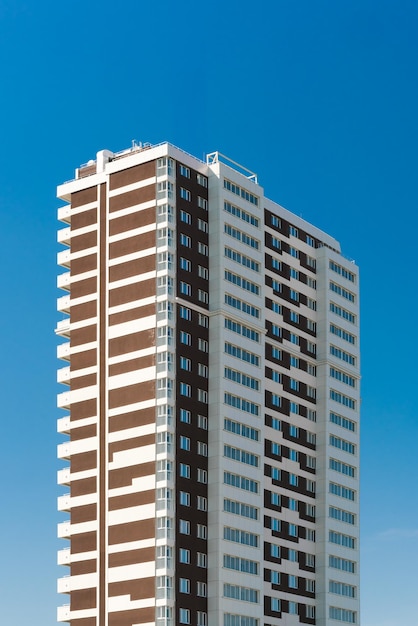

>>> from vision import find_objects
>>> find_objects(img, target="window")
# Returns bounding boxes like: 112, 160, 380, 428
329, 281, 356, 303
329, 580, 356, 598
179, 548, 190, 564
180, 210, 191, 224
329, 260, 356, 282
198, 414, 208, 429
180, 357, 191, 371
329, 507, 356, 525
180, 491, 190, 506
289, 523, 298, 537
198, 242, 209, 256
180, 331, 191, 345
180, 305, 191, 320
197, 196, 208, 210
180, 233, 191, 247
180, 408, 191, 423
307, 479, 316, 493
179, 608, 190, 624
290, 378, 300, 391
224, 366, 260, 390
199, 312, 209, 327
180, 164, 190, 178
307, 385, 316, 399
224, 444, 259, 467
197, 611, 207, 626
180, 187, 191, 201
180, 463, 190, 479
330, 434, 356, 455
330, 411, 356, 432
271, 598, 281, 612
289, 225, 298, 237
289, 448, 298, 462
180, 281, 191, 296
290, 401, 299, 414
329, 530, 356, 548
224, 418, 259, 441
224, 178, 259, 205
224, 498, 258, 520
289, 333, 299, 345
329, 607, 357, 623
329, 458, 356, 477
289, 473, 298, 487
224, 584, 259, 604
330, 389, 356, 410
198, 388, 208, 403
306, 606, 316, 619
270, 543, 280, 558
197, 552, 207, 568
198, 289, 209, 304
197, 173, 208, 187
223, 554, 258, 575
290, 311, 299, 323
198, 265, 209, 280
223, 526, 259, 548
180, 383, 191, 397
329, 482, 355, 501
180, 257, 191, 271
224, 294, 260, 319
197, 468, 208, 483
224, 223, 259, 249
224, 270, 260, 295
288, 549, 298, 562
179, 519, 190, 535
180, 435, 190, 450
224, 393, 259, 416
197, 441, 208, 456
198, 218, 208, 232
197, 581, 207, 596
329, 555, 356, 573
290, 268, 299, 280
330, 302, 356, 324
197, 496, 208, 511
224, 200, 259, 227
330, 367, 356, 388
289, 575, 298, 589
330, 344, 356, 366
289, 246, 299, 258
179, 578, 190, 593
225, 246, 260, 272
306, 503, 316, 517
198, 338, 209, 352
198, 363, 208, 378
197, 525, 207, 540
289, 601, 298, 615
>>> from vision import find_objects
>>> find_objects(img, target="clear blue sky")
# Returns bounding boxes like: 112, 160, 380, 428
0, 1, 417, 624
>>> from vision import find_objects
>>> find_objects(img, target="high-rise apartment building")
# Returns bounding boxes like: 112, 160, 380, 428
56, 142, 360, 626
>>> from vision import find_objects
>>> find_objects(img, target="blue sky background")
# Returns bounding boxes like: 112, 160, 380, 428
0, 1, 417, 624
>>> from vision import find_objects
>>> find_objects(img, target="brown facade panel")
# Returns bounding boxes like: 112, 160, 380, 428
108, 576, 154, 600
108, 329, 155, 358
71, 254, 98, 277
71, 531, 97, 554
109, 185, 155, 213
71, 588, 97, 611
108, 518, 155, 545
71, 477, 97, 497
69, 618, 96, 626
71, 325, 96, 348
71, 349, 97, 371
109, 303, 155, 327
70, 399, 97, 421
109, 161, 156, 191
108, 489, 154, 511
70, 423, 97, 441
109, 353, 154, 377
109, 207, 156, 237
70, 559, 97, 576
71, 277, 97, 299
71, 373, 97, 391
108, 380, 155, 409
109, 278, 155, 308
71, 503, 97, 524
71, 187, 97, 208
71, 301, 97, 323
71, 450, 97, 473
71, 208, 98, 230
109, 231, 155, 260
108, 462, 155, 489
109, 254, 156, 283
108, 407, 155, 433
109, 433, 155, 461
71, 231, 97, 254
108, 607, 154, 626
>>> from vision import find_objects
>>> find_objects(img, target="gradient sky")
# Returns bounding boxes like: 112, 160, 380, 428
0, 1, 417, 624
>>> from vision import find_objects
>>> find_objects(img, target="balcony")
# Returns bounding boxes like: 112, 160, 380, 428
57, 576, 71, 594
57, 415, 70, 434
57, 272, 71, 291
57, 605, 70, 622
58, 205, 71, 224
57, 295, 70, 314
57, 342, 70, 361
57, 521, 71, 538
57, 391, 70, 410
58, 493, 71, 512
57, 367, 71, 386
57, 227, 71, 246
57, 441, 71, 460
57, 467, 71, 485
57, 547, 71, 566
57, 249, 70, 268
55, 319, 70, 338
